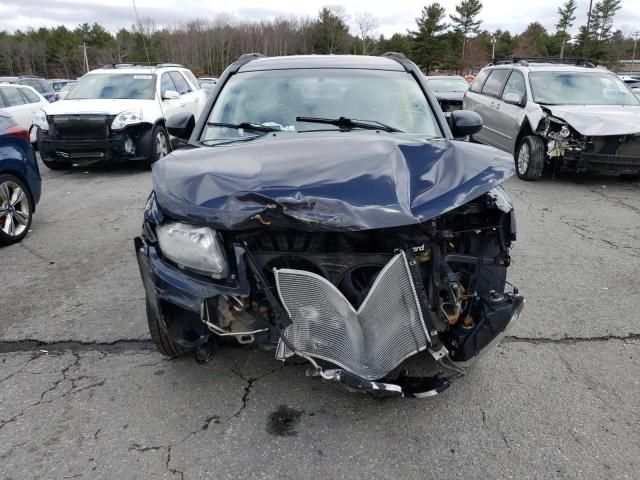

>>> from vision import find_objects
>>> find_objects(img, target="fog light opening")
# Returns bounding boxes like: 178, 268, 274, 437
124, 136, 136, 155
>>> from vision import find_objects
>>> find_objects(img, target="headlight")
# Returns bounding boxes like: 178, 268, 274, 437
111, 109, 143, 130
559, 125, 571, 138
156, 222, 228, 278
33, 110, 48, 131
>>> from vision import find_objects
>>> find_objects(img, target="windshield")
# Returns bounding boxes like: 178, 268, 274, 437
66, 73, 156, 100
201, 69, 440, 143
427, 77, 469, 92
529, 71, 640, 106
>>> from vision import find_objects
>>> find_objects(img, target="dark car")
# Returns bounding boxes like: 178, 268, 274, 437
135, 54, 524, 398
0, 76, 57, 102
0, 112, 41, 245
425, 75, 470, 112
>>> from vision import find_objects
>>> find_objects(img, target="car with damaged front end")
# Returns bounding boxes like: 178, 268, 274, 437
135, 53, 525, 398
464, 59, 640, 180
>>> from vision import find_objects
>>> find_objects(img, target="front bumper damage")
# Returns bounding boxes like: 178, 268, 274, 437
39, 115, 155, 165
135, 189, 525, 398
538, 115, 640, 175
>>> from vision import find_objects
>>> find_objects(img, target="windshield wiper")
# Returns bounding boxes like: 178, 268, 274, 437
296, 116, 403, 133
207, 122, 280, 133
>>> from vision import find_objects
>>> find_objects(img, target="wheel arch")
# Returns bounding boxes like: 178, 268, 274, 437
514, 119, 535, 156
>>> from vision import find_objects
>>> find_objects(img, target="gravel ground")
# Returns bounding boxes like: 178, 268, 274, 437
1, 156, 639, 479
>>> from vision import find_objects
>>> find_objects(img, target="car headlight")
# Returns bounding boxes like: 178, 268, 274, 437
156, 222, 228, 278
33, 110, 48, 131
559, 125, 571, 138
111, 109, 143, 130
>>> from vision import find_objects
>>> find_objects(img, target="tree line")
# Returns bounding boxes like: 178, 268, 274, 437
0, 0, 636, 79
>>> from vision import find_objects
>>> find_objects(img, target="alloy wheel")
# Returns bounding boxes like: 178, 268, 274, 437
0, 181, 30, 237
156, 132, 169, 160
518, 142, 530, 175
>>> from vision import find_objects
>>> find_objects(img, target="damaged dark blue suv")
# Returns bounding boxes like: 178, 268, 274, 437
135, 53, 525, 398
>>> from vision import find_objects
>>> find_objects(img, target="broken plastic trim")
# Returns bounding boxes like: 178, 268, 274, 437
308, 367, 464, 398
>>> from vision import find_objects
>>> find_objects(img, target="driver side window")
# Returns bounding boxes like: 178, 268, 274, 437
161, 73, 177, 95
501, 71, 526, 103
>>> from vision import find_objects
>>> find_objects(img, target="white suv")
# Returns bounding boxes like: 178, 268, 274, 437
33, 64, 207, 169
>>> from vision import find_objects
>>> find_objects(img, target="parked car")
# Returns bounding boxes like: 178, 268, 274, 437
464, 59, 640, 180
0, 112, 41, 245
33, 63, 207, 170
425, 75, 470, 112
0, 76, 57, 102
49, 79, 75, 92
135, 53, 524, 398
0, 83, 49, 147
198, 77, 218, 97
57, 81, 77, 100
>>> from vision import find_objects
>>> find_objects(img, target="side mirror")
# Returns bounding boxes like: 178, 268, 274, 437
449, 110, 483, 138
503, 92, 525, 106
166, 112, 195, 140
162, 90, 180, 100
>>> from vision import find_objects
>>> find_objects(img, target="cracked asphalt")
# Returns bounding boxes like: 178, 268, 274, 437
1, 158, 639, 479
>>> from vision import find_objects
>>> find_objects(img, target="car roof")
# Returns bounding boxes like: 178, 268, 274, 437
238, 55, 405, 72
489, 63, 610, 73
87, 66, 191, 75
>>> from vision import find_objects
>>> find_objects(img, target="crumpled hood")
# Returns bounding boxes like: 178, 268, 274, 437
153, 132, 515, 231
546, 105, 640, 136
44, 98, 156, 116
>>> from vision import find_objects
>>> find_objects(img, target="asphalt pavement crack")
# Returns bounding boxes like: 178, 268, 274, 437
128, 443, 163, 453
590, 187, 640, 216
503, 333, 640, 345
0, 351, 44, 384
228, 362, 284, 421
181, 415, 221, 443
558, 218, 638, 252
0, 339, 154, 354
166, 446, 185, 480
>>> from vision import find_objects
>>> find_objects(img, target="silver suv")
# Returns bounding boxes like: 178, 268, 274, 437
464, 59, 640, 180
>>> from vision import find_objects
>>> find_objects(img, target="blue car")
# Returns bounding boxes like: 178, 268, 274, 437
135, 54, 524, 398
0, 112, 41, 245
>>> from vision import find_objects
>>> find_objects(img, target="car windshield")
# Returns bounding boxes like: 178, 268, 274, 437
66, 73, 156, 100
427, 77, 469, 92
201, 69, 440, 143
529, 71, 640, 106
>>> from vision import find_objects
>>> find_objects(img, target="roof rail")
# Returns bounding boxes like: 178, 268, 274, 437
229, 53, 265, 73
102, 62, 152, 69
381, 52, 412, 72
491, 57, 595, 68
155, 63, 184, 68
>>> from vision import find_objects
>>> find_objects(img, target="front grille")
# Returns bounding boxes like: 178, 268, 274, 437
274, 252, 430, 380
52, 115, 111, 141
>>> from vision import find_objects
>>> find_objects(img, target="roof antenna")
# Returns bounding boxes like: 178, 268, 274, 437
132, 0, 151, 66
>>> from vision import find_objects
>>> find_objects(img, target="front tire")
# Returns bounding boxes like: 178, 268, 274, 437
148, 124, 171, 166
146, 299, 189, 358
515, 135, 545, 181
0, 174, 33, 245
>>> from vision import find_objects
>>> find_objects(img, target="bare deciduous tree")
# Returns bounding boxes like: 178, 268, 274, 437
355, 12, 379, 55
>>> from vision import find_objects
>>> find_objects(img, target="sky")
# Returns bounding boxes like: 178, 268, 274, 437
1, 0, 639, 37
